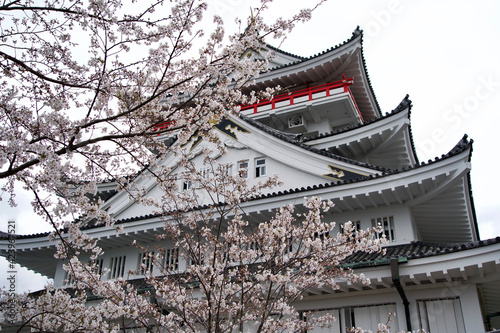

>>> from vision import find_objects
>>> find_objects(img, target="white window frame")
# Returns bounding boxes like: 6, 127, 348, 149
341, 220, 361, 236
351, 303, 399, 332
182, 178, 192, 190
93, 258, 104, 276
255, 158, 266, 178
417, 298, 466, 333
221, 163, 233, 178
63, 269, 75, 286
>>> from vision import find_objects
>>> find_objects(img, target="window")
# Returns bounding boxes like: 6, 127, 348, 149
221, 163, 233, 178
164, 248, 179, 271
138, 252, 155, 275
352, 303, 398, 332
305, 309, 341, 333
192, 168, 211, 189
417, 298, 465, 333
183, 179, 192, 190
341, 221, 361, 236
305, 304, 398, 333
255, 158, 266, 177
371, 216, 395, 241
313, 230, 330, 242
109, 255, 127, 279
93, 258, 104, 276
200, 167, 211, 180
63, 270, 75, 286
284, 237, 294, 255
238, 160, 249, 178
175, 173, 192, 190
189, 253, 205, 267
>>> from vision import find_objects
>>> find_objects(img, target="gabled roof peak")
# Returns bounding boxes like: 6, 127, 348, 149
389, 94, 412, 115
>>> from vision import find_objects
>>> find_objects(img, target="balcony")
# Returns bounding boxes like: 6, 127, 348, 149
153, 76, 363, 138
239, 76, 363, 125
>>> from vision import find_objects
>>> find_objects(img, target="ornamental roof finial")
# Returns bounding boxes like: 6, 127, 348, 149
353, 25, 362, 37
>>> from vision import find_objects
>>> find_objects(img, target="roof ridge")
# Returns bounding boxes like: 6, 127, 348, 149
264, 43, 306, 60
266, 26, 363, 71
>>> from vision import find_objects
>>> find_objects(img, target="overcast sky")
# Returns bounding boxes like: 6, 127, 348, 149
1, 0, 499, 293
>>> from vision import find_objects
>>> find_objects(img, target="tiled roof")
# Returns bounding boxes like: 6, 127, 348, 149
26, 237, 500, 299
302, 94, 411, 142
264, 27, 382, 117
2, 135, 473, 240
266, 27, 361, 72
264, 43, 306, 61
239, 113, 386, 172
343, 237, 500, 269
300, 94, 419, 166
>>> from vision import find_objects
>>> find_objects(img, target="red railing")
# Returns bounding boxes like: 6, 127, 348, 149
239, 75, 363, 122
154, 76, 363, 135
153, 120, 175, 135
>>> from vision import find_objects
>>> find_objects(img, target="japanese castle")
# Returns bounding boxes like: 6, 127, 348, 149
2, 27, 500, 332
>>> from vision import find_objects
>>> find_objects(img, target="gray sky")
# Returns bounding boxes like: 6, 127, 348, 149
1, 0, 499, 293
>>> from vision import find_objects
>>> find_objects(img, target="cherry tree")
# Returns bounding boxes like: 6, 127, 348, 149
0, 0, 397, 332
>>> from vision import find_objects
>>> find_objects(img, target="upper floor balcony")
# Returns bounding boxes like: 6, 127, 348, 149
154, 76, 364, 139
240, 76, 364, 135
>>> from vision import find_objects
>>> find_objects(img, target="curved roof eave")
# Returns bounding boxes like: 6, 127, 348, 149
345, 237, 500, 267
304, 95, 411, 142
2, 135, 473, 243
237, 114, 386, 172
303, 95, 419, 168
251, 27, 382, 120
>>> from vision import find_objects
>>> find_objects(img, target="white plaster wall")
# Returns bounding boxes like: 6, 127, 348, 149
113, 147, 328, 220
296, 282, 485, 333
406, 283, 485, 333
323, 205, 418, 244
53, 239, 179, 287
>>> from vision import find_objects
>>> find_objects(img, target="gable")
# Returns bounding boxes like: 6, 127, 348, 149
108, 116, 377, 221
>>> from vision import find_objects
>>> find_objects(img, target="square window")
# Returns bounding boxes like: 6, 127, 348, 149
342, 220, 361, 237
255, 158, 266, 177
183, 180, 192, 190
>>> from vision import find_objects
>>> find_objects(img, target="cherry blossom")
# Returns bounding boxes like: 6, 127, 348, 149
0, 1, 404, 332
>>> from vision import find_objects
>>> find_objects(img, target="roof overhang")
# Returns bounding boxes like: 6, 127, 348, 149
301, 241, 500, 298
248, 32, 380, 121
305, 101, 417, 169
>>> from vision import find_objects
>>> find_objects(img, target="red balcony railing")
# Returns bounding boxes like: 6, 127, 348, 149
153, 120, 175, 136
154, 76, 363, 135
240, 75, 363, 122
